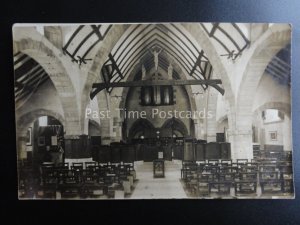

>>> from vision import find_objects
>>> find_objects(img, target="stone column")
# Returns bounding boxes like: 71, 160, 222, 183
112, 117, 123, 142
206, 88, 218, 142
227, 109, 254, 161
97, 91, 113, 145
17, 136, 29, 160
283, 116, 292, 151
194, 119, 205, 140
227, 129, 253, 160
16, 126, 33, 160
100, 118, 113, 145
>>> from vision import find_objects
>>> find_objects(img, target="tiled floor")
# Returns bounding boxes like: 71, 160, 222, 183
130, 161, 187, 199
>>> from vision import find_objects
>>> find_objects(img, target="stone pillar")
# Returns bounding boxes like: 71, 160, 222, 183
228, 129, 253, 160
283, 116, 292, 151
64, 117, 82, 136
17, 136, 29, 160
112, 117, 123, 142
100, 118, 113, 145
227, 108, 254, 161
97, 91, 113, 145
194, 119, 205, 140
16, 127, 33, 160
206, 88, 218, 142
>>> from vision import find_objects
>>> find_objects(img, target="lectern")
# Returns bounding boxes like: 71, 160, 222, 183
153, 159, 165, 178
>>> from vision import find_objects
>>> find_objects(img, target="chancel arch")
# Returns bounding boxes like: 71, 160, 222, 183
117, 49, 198, 113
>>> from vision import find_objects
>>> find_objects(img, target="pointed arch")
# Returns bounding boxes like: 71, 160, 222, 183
253, 102, 291, 119
81, 24, 129, 130
236, 26, 291, 130
128, 118, 155, 140
17, 108, 65, 137
161, 118, 189, 136
14, 28, 81, 135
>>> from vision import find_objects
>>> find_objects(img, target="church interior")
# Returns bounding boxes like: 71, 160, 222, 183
13, 23, 294, 199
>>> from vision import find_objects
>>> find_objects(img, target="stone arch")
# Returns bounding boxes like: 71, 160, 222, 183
232, 25, 291, 159
17, 108, 65, 137
128, 118, 155, 140
81, 24, 129, 131
161, 118, 189, 137
16, 108, 65, 160
180, 24, 236, 143
236, 26, 291, 130
181, 24, 235, 108
82, 84, 112, 139
253, 102, 291, 119
111, 44, 198, 121
14, 31, 81, 135
116, 57, 197, 141
252, 101, 292, 151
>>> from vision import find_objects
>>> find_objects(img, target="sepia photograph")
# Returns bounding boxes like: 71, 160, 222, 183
13, 23, 294, 199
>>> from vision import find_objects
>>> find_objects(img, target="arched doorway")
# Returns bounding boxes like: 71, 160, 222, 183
161, 118, 189, 138
160, 118, 189, 160
252, 102, 291, 160
31, 116, 65, 168
17, 114, 65, 198
128, 118, 156, 141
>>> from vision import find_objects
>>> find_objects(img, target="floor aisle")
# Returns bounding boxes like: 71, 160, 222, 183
130, 161, 187, 199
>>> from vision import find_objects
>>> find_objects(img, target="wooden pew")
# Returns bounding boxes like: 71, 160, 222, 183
234, 172, 257, 195
259, 171, 283, 194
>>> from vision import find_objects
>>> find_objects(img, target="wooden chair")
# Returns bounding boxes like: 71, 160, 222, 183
234, 172, 257, 194
196, 173, 215, 196
221, 159, 232, 166
237, 159, 248, 165
208, 159, 219, 166
56, 162, 69, 169
85, 161, 98, 168
280, 171, 294, 193
259, 171, 283, 194
71, 162, 84, 170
